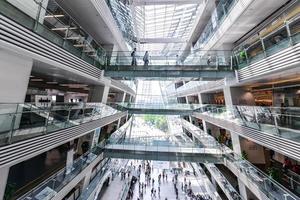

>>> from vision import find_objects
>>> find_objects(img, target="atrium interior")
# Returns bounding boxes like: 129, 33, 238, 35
0, 0, 300, 200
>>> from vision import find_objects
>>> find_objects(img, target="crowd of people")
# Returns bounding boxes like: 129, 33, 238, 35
118, 160, 214, 200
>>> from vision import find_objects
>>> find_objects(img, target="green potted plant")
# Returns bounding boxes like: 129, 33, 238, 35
241, 150, 248, 160
268, 167, 281, 182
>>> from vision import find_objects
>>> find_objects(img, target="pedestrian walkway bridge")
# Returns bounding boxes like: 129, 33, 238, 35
104, 143, 227, 163
104, 65, 235, 79
104, 120, 230, 162
103, 53, 235, 79
114, 103, 202, 115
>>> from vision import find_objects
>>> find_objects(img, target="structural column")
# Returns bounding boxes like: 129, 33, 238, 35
117, 92, 126, 128
88, 85, 110, 104
101, 86, 109, 104
223, 86, 249, 200
66, 141, 75, 174
0, 50, 33, 133
197, 93, 208, 132
0, 167, 10, 200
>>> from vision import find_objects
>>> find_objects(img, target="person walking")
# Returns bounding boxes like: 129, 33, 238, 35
207, 54, 212, 65
131, 48, 137, 66
143, 51, 149, 66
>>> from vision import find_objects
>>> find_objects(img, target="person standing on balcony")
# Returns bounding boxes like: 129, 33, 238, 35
131, 48, 137, 66
176, 55, 181, 65
143, 51, 149, 66
207, 54, 212, 65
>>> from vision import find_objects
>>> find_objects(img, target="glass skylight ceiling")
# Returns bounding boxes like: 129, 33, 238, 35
135, 4, 198, 38
135, 4, 200, 53
107, 0, 201, 53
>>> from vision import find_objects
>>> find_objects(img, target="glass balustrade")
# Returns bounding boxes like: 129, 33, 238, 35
225, 154, 299, 200
205, 163, 243, 200
233, 15, 300, 69
0, 0, 106, 67
19, 146, 108, 200
196, 105, 300, 143
114, 102, 204, 111
177, 117, 299, 199
0, 103, 119, 146
103, 50, 233, 69
77, 159, 111, 200
106, 133, 225, 155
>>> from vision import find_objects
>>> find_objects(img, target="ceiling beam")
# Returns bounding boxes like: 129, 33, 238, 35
139, 37, 187, 43
131, 0, 201, 6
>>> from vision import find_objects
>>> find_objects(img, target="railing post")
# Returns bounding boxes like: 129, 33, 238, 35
66, 106, 71, 128
285, 22, 293, 46
260, 37, 267, 58
8, 114, 16, 144
273, 112, 281, 135
33, 0, 42, 31
230, 55, 233, 70
44, 105, 52, 134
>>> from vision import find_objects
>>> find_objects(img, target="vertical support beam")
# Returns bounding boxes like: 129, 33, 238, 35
117, 92, 127, 128
185, 96, 192, 122
197, 93, 208, 132
0, 50, 33, 103
0, 50, 33, 134
231, 131, 242, 155
238, 179, 248, 200
82, 168, 93, 189
223, 86, 233, 108
101, 86, 110, 104
223, 85, 248, 200
0, 167, 10, 200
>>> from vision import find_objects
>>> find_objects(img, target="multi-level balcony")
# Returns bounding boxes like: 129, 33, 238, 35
0, 103, 126, 168
193, 105, 300, 161
182, 119, 299, 200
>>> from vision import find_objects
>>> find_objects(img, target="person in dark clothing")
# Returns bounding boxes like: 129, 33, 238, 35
131, 48, 137, 66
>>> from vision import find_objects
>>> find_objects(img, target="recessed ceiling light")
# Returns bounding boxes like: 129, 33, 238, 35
44, 14, 64, 18
31, 78, 43, 81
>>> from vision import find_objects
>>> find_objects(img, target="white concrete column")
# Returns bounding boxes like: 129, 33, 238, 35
0, 166, 10, 200
238, 179, 248, 200
129, 95, 133, 103
82, 168, 93, 189
65, 149, 74, 175
197, 93, 208, 132
223, 86, 248, 200
65, 140, 76, 175
223, 86, 233, 108
0, 50, 33, 133
185, 96, 192, 122
117, 92, 126, 128
0, 50, 33, 103
88, 85, 110, 104
101, 86, 109, 104
231, 131, 242, 155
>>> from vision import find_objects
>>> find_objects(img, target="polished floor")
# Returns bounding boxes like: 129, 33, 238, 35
99, 160, 217, 200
